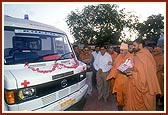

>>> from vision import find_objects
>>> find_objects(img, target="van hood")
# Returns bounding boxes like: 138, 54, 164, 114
4, 59, 86, 89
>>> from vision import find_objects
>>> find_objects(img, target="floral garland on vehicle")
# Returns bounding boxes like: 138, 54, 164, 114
24, 58, 79, 74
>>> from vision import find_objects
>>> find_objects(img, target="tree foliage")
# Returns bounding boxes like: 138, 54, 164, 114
66, 4, 139, 45
136, 14, 164, 43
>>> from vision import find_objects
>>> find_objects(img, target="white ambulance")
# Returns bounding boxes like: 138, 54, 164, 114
3, 15, 88, 111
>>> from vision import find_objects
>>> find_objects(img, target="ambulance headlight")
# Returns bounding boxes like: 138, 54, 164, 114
18, 87, 36, 101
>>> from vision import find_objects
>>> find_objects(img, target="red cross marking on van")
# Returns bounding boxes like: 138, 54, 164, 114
21, 80, 30, 88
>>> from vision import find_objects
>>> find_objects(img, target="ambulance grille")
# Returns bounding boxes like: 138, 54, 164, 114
42, 93, 56, 106
58, 88, 69, 98
52, 71, 74, 80
70, 84, 79, 93
15, 71, 86, 104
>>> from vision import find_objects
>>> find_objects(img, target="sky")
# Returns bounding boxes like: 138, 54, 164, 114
3, 2, 166, 43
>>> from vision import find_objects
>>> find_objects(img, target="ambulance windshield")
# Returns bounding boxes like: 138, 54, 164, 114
4, 29, 73, 65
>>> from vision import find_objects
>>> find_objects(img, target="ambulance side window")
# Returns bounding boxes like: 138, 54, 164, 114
54, 37, 64, 54
53, 35, 72, 59
4, 31, 14, 57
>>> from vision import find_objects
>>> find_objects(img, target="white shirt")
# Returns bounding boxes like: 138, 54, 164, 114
93, 52, 112, 72
92, 51, 100, 60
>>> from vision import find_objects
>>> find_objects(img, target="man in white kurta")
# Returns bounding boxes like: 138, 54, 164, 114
93, 45, 112, 102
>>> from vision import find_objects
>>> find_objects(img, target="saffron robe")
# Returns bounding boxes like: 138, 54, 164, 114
106, 52, 132, 106
110, 51, 118, 61
124, 48, 161, 111
109, 51, 118, 92
153, 53, 164, 96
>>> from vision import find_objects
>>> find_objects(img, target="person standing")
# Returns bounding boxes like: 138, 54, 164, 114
107, 45, 118, 63
128, 41, 134, 54
153, 47, 164, 106
106, 43, 133, 111
73, 45, 83, 60
107, 45, 118, 98
79, 45, 94, 96
92, 45, 100, 88
124, 38, 161, 111
92, 45, 100, 60
93, 45, 112, 102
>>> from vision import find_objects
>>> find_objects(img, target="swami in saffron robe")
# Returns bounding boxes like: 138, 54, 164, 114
106, 52, 133, 106
124, 48, 161, 111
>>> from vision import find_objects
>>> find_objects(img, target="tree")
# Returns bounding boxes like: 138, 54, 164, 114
136, 14, 164, 44
66, 4, 139, 45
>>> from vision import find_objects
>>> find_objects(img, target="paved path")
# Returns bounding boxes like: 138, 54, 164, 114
83, 87, 118, 111
82, 87, 164, 111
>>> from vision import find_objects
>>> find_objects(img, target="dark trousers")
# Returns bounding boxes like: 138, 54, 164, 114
92, 68, 97, 87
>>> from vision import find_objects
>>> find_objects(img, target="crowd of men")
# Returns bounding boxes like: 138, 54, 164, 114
73, 38, 164, 111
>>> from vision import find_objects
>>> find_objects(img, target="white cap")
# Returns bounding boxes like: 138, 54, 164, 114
120, 43, 128, 50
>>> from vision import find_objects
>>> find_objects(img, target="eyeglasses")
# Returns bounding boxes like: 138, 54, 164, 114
84, 49, 89, 51
100, 48, 105, 51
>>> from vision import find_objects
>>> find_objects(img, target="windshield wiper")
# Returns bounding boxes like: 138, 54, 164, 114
55, 52, 73, 61
26, 52, 73, 63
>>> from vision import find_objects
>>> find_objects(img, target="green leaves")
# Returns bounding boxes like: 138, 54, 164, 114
137, 14, 164, 43
66, 4, 163, 45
